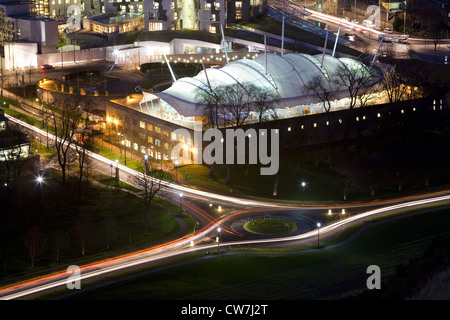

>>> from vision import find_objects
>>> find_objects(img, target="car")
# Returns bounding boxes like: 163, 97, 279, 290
40, 64, 53, 70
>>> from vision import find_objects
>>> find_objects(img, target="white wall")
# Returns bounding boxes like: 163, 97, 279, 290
4, 42, 38, 70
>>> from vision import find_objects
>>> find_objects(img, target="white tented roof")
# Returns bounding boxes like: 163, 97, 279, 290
154, 53, 378, 117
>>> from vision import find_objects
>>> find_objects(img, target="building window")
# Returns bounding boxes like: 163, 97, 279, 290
139, 121, 145, 128
149, 22, 163, 31
236, 11, 242, 19
209, 25, 216, 33
148, 136, 154, 144
215, 2, 221, 9
205, 3, 211, 10
139, 133, 146, 140
155, 126, 161, 134
153, 2, 159, 9
133, 143, 139, 151
235, 1, 242, 8
155, 139, 161, 146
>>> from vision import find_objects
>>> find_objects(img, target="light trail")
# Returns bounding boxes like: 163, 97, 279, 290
1, 190, 450, 299
4, 113, 288, 208
3, 113, 450, 300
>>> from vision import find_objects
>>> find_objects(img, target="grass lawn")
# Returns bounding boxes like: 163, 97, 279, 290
54, 206, 450, 300
243, 218, 298, 235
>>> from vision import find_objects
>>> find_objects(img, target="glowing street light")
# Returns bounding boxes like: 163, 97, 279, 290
216, 227, 221, 252
300, 181, 307, 205
317, 222, 321, 247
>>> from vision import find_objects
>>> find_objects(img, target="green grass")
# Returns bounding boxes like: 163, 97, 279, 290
50, 206, 450, 300
243, 218, 297, 235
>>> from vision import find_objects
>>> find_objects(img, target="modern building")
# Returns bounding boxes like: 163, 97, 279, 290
0, 108, 38, 182
83, 11, 143, 34
227, 0, 267, 22
102, 52, 382, 164
0, 0, 58, 58
32, 0, 97, 18
144, 0, 226, 33
154, 52, 381, 128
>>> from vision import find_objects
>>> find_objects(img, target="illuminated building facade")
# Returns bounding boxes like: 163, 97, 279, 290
144, 0, 226, 33
0, 0, 58, 54
227, 0, 266, 22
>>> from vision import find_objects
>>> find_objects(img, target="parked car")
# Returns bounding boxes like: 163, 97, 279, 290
40, 64, 53, 70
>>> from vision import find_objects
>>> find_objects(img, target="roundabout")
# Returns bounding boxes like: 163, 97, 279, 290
243, 218, 298, 235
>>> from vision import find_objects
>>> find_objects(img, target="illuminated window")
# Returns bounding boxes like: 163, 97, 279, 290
205, 3, 211, 10
235, 1, 242, 8
209, 25, 216, 33
153, 2, 159, 9
148, 22, 163, 31
139, 121, 145, 128
236, 10, 242, 19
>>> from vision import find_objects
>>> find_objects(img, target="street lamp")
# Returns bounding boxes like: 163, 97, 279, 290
217, 227, 221, 252
144, 154, 148, 175
300, 181, 306, 205
317, 222, 321, 247
115, 159, 119, 181
341, 208, 346, 219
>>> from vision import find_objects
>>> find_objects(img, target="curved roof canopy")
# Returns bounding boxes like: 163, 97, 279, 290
155, 53, 379, 118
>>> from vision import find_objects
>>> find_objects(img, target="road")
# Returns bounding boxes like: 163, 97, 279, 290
1, 113, 450, 299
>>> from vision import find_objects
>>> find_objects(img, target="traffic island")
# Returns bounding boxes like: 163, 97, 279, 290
243, 218, 298, 236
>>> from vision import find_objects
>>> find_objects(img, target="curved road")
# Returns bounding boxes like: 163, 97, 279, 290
1, 114, 450, 300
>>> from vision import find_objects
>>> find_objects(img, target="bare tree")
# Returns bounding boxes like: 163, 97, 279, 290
48, 95, 84, 185
75, 211, 92, 256
23, 224, 46, 268
379, 64, 409, 103
331, 63, 378, 143
130, 161, 166, 235
305, 75, 335, 167
51, 229, 69, 263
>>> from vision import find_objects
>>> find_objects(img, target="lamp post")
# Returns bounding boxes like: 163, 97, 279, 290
341, 208, 346, 220
115, 159, 119, 181
300, 181, 306, 205
317, 222, 321, 247
179, 193, 183, 212
217, 227, 221, 252
144, 154, 148, 175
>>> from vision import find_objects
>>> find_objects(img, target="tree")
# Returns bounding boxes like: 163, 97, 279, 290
379, 63, 409, 104
331, 63, 378, 143
48, 95, 84, 186
73, 109, 94, 198
196, 82, 272, 183
23, 224, 46, 268
51, 229, 69, 263
305, 75, 335, 167
130, 161, 166, 235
